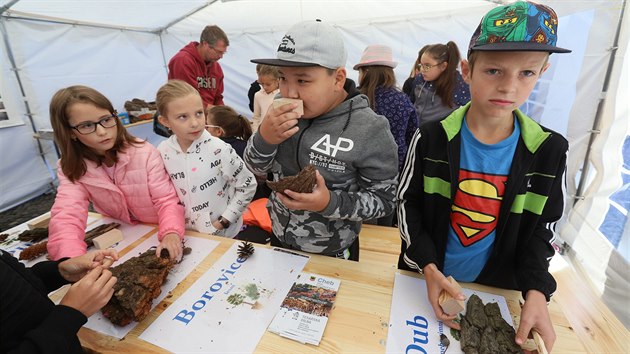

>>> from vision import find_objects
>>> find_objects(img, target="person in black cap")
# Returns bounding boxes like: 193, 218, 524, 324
397, 1, 571, 351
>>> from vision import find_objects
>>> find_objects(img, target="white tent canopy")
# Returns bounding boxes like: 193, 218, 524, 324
1, 0, 628, 329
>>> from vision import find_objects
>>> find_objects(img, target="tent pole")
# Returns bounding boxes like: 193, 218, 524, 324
0, 0, 20, 15
1, 12, 157, 34
158, 33, 169, 77
158, 0, 220, 32
157, 0, 221, 83
0, 17, 56, 191
574, 0, 627, 206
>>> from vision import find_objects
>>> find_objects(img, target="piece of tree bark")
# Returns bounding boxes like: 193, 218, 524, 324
101, 248, 175, 326
267, 165, 317, 195
460, 294, 522, 354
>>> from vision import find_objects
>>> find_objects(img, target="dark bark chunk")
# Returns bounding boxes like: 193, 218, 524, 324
267, 165, 317, 195
459, 294, 523, 354
101, 248, 175, 326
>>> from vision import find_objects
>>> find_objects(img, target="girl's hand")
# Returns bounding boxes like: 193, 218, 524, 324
60, 266, 117, 317
277, 170, 330, 212
59, 250, 119, 282
156, 233, 183, 261
423, 263, 466, 329
516, 290, 555, 353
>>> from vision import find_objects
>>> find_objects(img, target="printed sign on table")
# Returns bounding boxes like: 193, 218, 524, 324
386, 273, 513, 354
84, 233, 219, 339
139, 244, 310, 353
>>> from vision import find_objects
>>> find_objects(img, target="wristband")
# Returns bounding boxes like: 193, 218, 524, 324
218, 216, 231, 229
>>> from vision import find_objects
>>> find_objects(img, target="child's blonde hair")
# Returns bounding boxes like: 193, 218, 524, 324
207, 105, 253, 141
49, 85, 137, 182
156, 80, 201, 117
257, 64, 280, 79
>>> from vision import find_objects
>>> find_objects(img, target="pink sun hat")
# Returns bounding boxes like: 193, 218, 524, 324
353, 44, 398, 70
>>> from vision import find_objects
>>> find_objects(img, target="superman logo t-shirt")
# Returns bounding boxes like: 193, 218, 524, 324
443, 116, 520, 281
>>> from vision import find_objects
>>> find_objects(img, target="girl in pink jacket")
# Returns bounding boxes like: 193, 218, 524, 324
47, 85, 185, 261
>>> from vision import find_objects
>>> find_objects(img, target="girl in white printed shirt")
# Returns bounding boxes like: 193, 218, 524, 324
156, 80, 257, 237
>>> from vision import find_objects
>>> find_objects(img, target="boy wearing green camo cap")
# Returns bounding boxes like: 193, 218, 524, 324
398, 2, 571, 351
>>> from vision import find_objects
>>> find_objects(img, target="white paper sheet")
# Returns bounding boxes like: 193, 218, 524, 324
386, 273, 513, 354
84, 234, 219, 339
139, 245, 310, 353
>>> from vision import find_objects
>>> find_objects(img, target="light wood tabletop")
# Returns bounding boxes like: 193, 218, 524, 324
73, 219, 629, 353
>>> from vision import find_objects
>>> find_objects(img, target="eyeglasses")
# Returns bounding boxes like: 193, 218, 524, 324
71, 115, 117, 135
205, 124, 224, 133
417, 62, 444, 72
209, 46, 227, 55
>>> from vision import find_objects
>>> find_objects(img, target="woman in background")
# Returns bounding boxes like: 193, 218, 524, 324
355, 44, 418, 226
355, 44, 418, 173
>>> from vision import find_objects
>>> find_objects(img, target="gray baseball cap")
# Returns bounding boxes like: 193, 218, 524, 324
251, 20, 347, 69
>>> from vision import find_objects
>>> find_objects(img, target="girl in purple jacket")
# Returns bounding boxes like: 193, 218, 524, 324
47, 85, 185, 261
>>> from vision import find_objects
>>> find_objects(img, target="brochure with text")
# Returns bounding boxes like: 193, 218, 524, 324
268, 272, 341, 346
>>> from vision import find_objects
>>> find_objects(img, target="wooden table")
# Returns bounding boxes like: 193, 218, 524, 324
74, 219, 629, 353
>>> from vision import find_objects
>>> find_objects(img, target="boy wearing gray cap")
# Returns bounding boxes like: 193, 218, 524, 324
245, 20, 398, 261
398, 1, 571, 351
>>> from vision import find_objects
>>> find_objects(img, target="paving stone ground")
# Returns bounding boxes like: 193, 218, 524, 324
0, 191, 56, 232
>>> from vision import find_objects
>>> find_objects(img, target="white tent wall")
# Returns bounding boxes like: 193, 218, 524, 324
1, 0, 628, 329
163, 1, 495, 114
0, 17, 169, 210
559, 0, 630, 328
0, 33, 53, 210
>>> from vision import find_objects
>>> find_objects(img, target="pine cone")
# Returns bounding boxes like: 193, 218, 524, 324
19, 241, 48, 260
267, 165, 317, 195
237, 241, 255, 259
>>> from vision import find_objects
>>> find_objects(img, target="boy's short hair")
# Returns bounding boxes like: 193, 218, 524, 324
467, 1, 571, 58
250, 19, 346, 69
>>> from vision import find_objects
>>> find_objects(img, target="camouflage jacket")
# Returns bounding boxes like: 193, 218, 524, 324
244, 81, 399, 255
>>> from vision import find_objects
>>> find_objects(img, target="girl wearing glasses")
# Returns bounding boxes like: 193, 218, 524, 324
47, 85, 185, 261
156, 80, 256, 238
408, 42, 471, 125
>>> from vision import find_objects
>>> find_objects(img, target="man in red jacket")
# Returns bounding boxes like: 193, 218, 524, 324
168, 25, 229, 108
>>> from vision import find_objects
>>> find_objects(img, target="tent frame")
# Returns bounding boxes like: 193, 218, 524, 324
3, 0, 624, 209
573, 0, 628, 205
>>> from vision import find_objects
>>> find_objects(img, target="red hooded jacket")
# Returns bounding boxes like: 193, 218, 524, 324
168, 42, 224, 106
